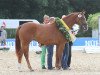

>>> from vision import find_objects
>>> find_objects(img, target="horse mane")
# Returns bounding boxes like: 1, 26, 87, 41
66, 12, 81, 17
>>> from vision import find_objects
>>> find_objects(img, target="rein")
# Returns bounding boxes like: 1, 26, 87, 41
55, 17, 76, 42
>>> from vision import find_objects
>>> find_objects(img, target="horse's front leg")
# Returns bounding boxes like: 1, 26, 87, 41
56, 43, 65, 69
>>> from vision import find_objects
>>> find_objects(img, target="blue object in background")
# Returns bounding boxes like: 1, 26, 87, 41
73, 38, 98, 46
6, 39, 39, 47
4, 38, 99, 47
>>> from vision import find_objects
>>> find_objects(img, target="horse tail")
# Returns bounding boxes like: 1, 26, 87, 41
15, 26, 21, 57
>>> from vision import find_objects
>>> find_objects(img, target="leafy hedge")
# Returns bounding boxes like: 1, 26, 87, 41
87, 13, 100, 29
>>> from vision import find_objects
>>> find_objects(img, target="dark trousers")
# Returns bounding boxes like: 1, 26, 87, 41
61, 42, 72, 69
67, 42, 72, 67
47, 45, 54, 69
61, 43, 69, 68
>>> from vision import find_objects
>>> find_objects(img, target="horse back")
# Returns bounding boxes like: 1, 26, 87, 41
18, 22, 40, 41
18, 22, 66, 45
35, 23, 67, 45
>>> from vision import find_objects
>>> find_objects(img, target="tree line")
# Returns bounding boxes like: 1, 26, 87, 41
0, 0, 100, 21
0, 0, 100, 38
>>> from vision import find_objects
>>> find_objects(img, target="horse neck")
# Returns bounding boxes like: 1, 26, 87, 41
62, 14, 77, 29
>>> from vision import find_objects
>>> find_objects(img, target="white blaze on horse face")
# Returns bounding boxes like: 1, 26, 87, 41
78, 14, 82, 18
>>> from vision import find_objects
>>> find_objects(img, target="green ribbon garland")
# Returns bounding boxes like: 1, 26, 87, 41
55, 17, 71, 41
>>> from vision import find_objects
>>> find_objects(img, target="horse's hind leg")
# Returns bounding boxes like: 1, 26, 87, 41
22, 44, 33, 71
56, 43, 65, 69
17, 50, 23, 71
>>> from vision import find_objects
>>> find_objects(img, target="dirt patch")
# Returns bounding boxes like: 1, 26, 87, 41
0, 50, 100, 75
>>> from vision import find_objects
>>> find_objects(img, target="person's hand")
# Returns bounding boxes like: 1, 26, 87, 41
39, 43, 44, 47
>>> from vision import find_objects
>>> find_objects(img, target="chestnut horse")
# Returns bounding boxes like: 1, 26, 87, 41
15, 11, 88, 71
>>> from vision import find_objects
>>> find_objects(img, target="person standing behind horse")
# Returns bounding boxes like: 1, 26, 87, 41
61, 41, 73, 70
61, 15, 79, 70
41, 15, 54, 70
0, 26, 7, 47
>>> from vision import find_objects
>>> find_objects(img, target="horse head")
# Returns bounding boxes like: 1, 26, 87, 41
62, 11, 88, 31
75, 11, 88, 31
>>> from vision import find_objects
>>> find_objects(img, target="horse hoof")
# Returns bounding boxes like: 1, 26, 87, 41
30, 69, 34, 72
56, 67, 60, 70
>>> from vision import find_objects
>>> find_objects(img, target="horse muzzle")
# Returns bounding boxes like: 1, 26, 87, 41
82, 24, 88, 31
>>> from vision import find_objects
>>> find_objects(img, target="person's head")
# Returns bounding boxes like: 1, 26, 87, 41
72, 24, 79, 35
72, 24, 79, 31
1, 26, 5, 30
43, 15, 50, 24
62, 15, 66, 19
49, 17, 55, 23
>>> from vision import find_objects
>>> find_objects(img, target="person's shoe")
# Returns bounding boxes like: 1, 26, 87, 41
63, 67, 68, 70
36, 51, 42, 54
68, 67, 71, 70
42, 66, 46, 69
48, 68, 53, 70
48, 67, 55, 70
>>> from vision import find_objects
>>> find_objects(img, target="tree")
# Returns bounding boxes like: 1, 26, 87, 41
87, 13, 100, 29
69, 0, 100, 18
87, 13, 100, 38
0, 0, 99, 37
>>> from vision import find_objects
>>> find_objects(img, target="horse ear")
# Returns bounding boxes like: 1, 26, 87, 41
82, 10, 86, 14
78, 10, 85, 18
78, 14, 82, 18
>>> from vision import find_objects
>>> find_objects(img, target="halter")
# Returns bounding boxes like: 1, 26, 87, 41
77, 14, 85, 25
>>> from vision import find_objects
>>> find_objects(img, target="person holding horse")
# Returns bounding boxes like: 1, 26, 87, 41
41, 15, 54, 70
61, 15, 80, 70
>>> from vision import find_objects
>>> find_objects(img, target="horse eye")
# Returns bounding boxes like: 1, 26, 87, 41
80, 17, 85, 21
